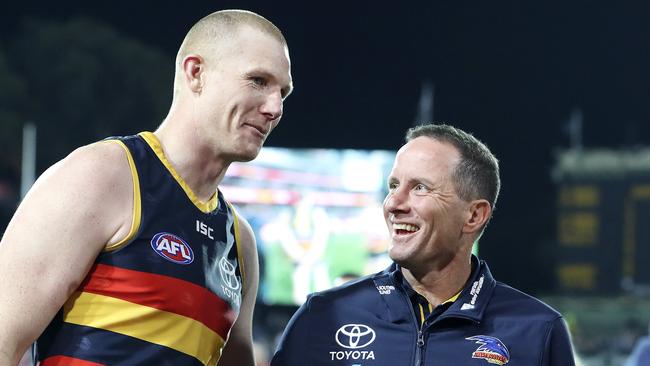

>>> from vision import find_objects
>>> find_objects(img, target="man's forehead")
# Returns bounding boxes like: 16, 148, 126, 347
392, 138, 459, 173
224, 25, 286, 51
400, 138, 459, 159
202, 25, 292, 93
221, 29, 289, 64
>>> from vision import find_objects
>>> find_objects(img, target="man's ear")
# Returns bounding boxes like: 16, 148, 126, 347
182, 55, 204, 94
463, 199, 492, 234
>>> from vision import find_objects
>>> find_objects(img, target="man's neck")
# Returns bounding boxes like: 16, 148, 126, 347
401, 254, 473, 307
0, 347, 16, 366
153, 123, 229, 202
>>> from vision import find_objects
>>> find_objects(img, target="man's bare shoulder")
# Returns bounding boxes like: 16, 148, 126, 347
19, 139, 136, 247
52, 140, 132, 187
67, 140, 137, 244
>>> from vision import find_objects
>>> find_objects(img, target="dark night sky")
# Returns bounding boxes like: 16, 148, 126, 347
3, 1, 650, 293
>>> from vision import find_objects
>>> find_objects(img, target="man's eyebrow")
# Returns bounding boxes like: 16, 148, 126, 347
246, 68, 293, 98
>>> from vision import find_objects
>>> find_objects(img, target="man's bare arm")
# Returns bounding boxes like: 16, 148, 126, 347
0, 141, 134, 365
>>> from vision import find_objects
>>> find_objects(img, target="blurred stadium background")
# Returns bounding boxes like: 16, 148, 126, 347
2, 2, 649, 365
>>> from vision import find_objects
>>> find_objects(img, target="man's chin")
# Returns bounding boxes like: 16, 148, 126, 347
388, 248, 412, 267
232, 146, 262, 162
234, 154, 257, 163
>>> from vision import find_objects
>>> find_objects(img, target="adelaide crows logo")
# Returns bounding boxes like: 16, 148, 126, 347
465, 335, 510, 365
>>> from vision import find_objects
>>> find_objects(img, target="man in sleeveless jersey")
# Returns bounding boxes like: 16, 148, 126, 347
0, 9, 293, 366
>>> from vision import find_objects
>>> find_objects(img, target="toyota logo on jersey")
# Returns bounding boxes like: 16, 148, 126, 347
219, 257, 241, 291
151, 232, 194, 265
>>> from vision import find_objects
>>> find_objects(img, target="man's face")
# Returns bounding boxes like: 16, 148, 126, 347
197, 25, 293, 162
383, 137, 471, 272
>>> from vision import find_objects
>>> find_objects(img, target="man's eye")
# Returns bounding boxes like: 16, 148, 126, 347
251, 77, 266, 86
388, 182, 397, 191
414, 184, 428, 191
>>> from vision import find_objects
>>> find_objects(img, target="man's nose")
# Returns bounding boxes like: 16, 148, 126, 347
260, 90, 283, 121
384, 187, 409, 214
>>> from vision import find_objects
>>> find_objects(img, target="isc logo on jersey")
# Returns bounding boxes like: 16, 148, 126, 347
151, 232, 194, 265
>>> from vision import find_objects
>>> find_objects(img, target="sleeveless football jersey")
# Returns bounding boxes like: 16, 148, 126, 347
36, 132, 245, 366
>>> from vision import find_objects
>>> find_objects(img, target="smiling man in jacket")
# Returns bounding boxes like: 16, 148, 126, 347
271, 123, 575, 366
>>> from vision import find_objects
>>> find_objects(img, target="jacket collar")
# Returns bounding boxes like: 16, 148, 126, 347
378, 255, 496, 324
442, 255, 496, 323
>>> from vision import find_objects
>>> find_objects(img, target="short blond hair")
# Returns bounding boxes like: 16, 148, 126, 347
173, 9, 287, 97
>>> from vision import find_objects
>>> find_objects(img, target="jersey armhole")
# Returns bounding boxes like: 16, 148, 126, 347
227, 202, 246, 289
104, 140, 142, 252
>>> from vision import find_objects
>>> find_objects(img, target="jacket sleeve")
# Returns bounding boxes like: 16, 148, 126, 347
543, 317, 576, 366
270, 297, 314, 366
624, 337, 650, 366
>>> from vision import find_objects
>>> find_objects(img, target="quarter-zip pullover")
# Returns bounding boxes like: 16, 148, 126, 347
272, 256, 575, 366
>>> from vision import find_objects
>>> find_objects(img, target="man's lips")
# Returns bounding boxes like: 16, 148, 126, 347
392, 223, 420, 236
243, 123, 268, 138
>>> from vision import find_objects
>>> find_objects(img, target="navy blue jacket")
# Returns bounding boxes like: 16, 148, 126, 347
272, 257, 575, 365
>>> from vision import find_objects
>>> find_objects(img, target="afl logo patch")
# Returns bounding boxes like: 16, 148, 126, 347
151, 232, 194, 265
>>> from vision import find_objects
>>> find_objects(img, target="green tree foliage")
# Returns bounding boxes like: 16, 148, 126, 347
6, 17, 173, 172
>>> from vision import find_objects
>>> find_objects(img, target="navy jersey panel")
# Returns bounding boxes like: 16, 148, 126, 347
103, 134, 242, 295
38, 323, 203, 366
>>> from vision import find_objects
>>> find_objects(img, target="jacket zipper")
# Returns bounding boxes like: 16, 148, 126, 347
393, 274, 426, 366
416, 328, 426, 366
